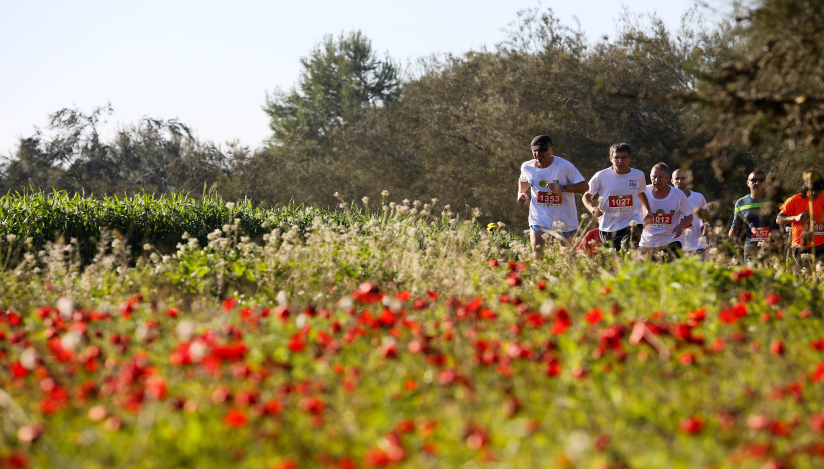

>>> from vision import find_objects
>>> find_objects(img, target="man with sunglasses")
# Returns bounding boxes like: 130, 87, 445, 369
583, 143, 653, 250
729, 171, 781, 260
517, 135, 589, 259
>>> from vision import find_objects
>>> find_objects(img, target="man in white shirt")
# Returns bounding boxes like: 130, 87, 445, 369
640, 163, 694, 260
672, 169, 710, 254
582, 143, 653, 250
517, 135, 589, 260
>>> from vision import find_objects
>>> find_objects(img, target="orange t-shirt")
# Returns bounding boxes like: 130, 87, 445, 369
780, 194, 824, 247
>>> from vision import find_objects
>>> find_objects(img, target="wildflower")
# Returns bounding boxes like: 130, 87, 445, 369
551, 308, 571, 335
811, 364, 824, 382
679, 415, 705, 434
222, 298, 238, 312
224, 408, 248, 427
585, 308, 604, 325
765, 293, 782, 306
730, 268, 754, 282
770, 340, 784, 356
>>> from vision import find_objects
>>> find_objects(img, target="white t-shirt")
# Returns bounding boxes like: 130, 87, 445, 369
639, 186, 692, 248
682, 191, 708, 251
520, 157, 585, 231
587, 167, 647, 232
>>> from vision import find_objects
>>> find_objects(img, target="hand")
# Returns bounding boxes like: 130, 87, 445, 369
728, 229, 739, 238
672, 224, 684, 239
546, 182, 563, 193
517, 192, 529, 205
798, 212, 810, 223
591, 207, 602, 218
643, 213, 654, 226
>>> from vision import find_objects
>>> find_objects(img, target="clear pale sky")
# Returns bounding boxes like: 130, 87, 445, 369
0, 0, 730, 156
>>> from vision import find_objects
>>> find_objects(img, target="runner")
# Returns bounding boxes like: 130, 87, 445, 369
517, 135, 589, 259
583, 143, 653, 250
728, 171, 782, 261
776, 171, 824, 263
639, 163, 693, 260
671, 169, 710, 255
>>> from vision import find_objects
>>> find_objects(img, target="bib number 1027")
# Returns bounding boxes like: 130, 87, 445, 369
607, 195, 633, 211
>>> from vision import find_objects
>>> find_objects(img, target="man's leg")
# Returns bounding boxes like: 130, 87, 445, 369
529, 226, 547, 260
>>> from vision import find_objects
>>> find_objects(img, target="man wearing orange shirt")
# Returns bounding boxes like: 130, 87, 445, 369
777, 172, 824, 262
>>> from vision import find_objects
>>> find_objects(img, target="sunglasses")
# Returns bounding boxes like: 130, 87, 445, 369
749, 178, 765, 182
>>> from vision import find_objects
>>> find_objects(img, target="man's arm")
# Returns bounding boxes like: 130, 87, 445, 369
777, 210, 806, 224
583, 193, 601, 216
517, 180, 530, 205
564, 180, 589, 193
638, 192, 654, 225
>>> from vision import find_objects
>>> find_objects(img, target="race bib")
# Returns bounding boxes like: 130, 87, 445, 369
649, 213, 673, 228
802, 222, 824, 236
750, 227, 770, 240
607, 195, 633, 211
536, 191, 562, 207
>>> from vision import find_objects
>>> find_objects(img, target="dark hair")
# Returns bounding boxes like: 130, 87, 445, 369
609, 143, 631, 157
651, 162, 670, 174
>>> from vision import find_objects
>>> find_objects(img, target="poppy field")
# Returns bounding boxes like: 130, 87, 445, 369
2, 196, 824, 468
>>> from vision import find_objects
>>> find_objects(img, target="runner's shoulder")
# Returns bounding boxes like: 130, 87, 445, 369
520, 159, 537, 170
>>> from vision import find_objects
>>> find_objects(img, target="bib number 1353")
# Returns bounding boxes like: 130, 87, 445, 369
536, 192, 562, 206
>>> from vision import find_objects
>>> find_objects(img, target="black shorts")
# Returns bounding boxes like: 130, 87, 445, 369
643, 241, 682, 261
600, 225, 643, 250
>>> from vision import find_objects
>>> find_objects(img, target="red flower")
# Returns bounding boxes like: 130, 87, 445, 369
10, 362, 28, 379
811, 364, 824, 382
224, 408, 248, 427
211, 342, 248, 361
679, 415, 705, 434
730, 268, 754, 281
145, 375, 167, 399
352, 282, 384, 304
299, 396, 326, 414
770, 340, 784, 356
167, 307, 179, 318
222, 298, 238, 312
765, 293, 782, 306
394, 291, 411, 301
271, 459, 299, 469
738, 291, 754, 302
488, 259, 499, 268
719, 303, 748, 324
506, 272, 521, 287
585, 308, 604, 325
551, 308, 571, 335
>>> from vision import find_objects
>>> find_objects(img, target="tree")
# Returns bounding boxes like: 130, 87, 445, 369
679, 0, 824, 163
263, 31, 400, 147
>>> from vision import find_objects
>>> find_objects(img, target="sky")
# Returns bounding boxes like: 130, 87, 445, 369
0, 0, 732, 156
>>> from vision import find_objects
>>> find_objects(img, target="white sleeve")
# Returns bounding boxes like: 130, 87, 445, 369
699, 194, 708, 209
680, 192, 692, 220
587, 173, 600, 195
567, 162, 586, 185
519, 165, 528, 183
637, 174, 647, 194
